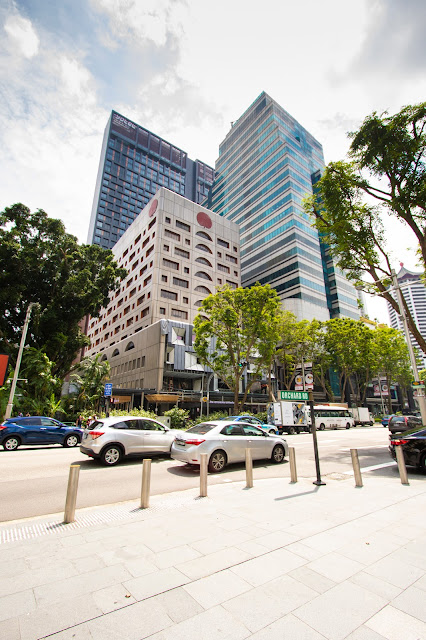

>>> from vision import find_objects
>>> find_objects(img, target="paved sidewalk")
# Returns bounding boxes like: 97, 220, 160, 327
0, 471, 425, 640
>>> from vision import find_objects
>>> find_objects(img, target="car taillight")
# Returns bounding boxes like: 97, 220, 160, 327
391, 439, 408, 445
185, 439, 205, 445
90, 432, 104, 440
0, 426, 6, 431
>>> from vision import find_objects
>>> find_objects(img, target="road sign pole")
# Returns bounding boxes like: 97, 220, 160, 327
309, 391, 325, 487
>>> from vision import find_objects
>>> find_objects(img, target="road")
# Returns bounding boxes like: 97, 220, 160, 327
0, 426, 410, 523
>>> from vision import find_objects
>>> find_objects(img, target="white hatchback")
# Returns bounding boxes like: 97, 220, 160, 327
171, 420, 288, 473
80, 416, 179, 466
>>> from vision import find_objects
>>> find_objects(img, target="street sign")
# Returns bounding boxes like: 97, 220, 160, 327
412, 381, 425, 389
0, 354, 10, 387
279, 390, 309, 401
104, 383, 113, 397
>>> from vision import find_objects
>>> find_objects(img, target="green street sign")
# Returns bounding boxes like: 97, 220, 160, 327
279, 390, 309, 401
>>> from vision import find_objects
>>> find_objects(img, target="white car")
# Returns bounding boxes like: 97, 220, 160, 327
80, 416, 179, 466
171, 420, 288, 473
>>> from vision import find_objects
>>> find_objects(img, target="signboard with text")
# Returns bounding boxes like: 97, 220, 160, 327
279, 390, 309, 401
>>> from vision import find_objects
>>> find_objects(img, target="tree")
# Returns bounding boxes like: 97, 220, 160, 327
305, 102, 426, 355
0, 204, 127, 377
19, 347, 62, 416
193, 284, 283, 412
373, 326, 412, 413
70, 354, 111, 413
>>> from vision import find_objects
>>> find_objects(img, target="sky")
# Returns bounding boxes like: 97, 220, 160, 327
1, 0, 425, 323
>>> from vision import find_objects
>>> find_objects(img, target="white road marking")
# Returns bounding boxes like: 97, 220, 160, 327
344, 461, 396, 475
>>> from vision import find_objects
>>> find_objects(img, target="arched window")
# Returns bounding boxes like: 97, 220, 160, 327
196, 231, 212, 242
195, 256, 212, 267
195, 285, 211, 295
195, 243, 212, 254
195, 271, 212, 281
112, 348, 120, 357
195, 300, 204, 308
125, 341, 135, 351
101, 355, 108, 362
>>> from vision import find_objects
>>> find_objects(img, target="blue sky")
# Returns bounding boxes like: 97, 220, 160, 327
1, 0, 426, 322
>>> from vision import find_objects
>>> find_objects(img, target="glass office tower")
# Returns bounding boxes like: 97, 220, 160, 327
207, 92, 359, 321
88, 111, 214, 249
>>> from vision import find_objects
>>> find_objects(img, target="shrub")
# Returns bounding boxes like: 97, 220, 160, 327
164, 407, 191, 429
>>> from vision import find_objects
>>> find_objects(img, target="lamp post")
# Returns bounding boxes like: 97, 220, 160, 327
4, 303, 36, 420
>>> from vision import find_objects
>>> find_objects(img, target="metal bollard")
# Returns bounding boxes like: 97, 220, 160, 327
64, 464, 80, 524
245, 448, 253, 488
141, 459, 152, 509
200, 453, 208, 497
395, 446, 409, 485
350, 449, 363, 487
289, 447, 297, 483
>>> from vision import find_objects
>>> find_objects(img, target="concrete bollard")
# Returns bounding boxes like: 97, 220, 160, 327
64, 464, 80, 524
395, 446, 409, 485
289, 447, 297, 483
200, 453, 208, 497
140, 459, 152, 508
245, 448, 253, 488
350, 449, 363, 487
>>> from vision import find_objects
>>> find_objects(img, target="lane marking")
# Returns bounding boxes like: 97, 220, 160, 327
344, 461, 396, 475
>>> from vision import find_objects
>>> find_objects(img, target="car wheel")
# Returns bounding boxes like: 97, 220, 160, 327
419, 453, 426, 474
63, 434, 79, 448
3, 436, 20, 451
287, 426, 296, 435
346, 422, 351, 429
208, 450, 227, 473
319, 423, 325, 431
101, 445, 123, 466
268, 429, 276, 435
271, 444, 285, 463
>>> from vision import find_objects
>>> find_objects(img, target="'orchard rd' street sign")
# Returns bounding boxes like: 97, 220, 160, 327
279, 390, 309, 401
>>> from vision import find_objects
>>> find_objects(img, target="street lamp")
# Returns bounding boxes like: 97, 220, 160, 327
4, 303, 37, 420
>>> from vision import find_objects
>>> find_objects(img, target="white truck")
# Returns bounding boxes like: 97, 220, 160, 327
268, 401, 311, 435
350, 407, 373, 426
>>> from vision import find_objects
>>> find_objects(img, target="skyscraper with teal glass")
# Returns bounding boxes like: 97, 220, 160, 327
206, 92, 359, 321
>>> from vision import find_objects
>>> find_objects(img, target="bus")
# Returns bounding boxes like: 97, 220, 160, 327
313, 405, 355, 430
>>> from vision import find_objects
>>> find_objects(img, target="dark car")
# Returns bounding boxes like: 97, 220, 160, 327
388, 415, 423, 435
0, 416, 83, 451
389, 426, 426, 471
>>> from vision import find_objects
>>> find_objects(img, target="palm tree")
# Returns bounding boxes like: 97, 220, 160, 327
71, 354, 111, 412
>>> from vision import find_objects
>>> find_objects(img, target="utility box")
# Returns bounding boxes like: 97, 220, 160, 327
156, 416, 171, 428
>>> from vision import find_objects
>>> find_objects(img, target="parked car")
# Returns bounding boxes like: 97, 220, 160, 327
381, 414, 395, 427
0, 416, 83, 451
171, 419, 288, 473
389, 426, 426, 471
388, 415, 423, 435
218, 415, 278, 434
80, 416, 180, 465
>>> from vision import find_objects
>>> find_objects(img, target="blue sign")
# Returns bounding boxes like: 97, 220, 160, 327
104, 383, 113, 397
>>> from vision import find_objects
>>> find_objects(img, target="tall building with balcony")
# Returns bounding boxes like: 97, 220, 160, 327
88, 111, 214, 249
85, 188, 241, 410
387, 266, 426, 368
207, 92, 359, 321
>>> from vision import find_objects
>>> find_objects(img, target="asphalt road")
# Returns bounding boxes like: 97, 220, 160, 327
0, 426, 413, 523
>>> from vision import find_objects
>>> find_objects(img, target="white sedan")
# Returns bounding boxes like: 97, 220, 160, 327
171, 420, 288, 473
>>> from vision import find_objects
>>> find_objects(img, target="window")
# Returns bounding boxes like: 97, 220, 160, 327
184, 267, 189, 274
218, 238, 229, 248
161, 275, 168, 282
226, 254, 238, 264
125, 341, 135, 351
195, 285, 212, 295
165, 216, 171, 223
137, 295, 145, 305
195, 256, 212, 267
176, 220, 190, 232
143, 275, 152, 286
165, 229, 180, 241
195, 271, 212, 281
161, 289, 178, 301
196, 231, 212, 241
217, 264, 230, 273
183, 297, 188, 304
112, 348, 120, 357
163, 258, 179, 270
185, 239, 190, 245
196, 244, 212, 254
160, 307, 166, 314
163, 244, 169, 252
173, 277, 189, 288
175, 247, 190, 258
171, 309, 188, 319
141, 306, 150, 318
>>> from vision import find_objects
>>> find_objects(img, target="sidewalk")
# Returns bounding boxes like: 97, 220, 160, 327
0, 471, 425, 640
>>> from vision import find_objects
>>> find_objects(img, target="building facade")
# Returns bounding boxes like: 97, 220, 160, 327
207, 92, 359, 322
88, 111, 215, 250
84, 188, 241, 408
387, 266, 426, 368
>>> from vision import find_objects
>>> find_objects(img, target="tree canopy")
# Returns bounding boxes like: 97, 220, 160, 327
193, 284, 283, 412
305, 102, 426, 355
0, 204, 127, 377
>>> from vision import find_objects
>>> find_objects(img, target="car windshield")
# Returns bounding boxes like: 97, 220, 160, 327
186, 423, 217, 434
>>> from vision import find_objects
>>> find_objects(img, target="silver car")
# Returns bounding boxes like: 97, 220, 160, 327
171, 420, 288, 473
80, 416, 179, 466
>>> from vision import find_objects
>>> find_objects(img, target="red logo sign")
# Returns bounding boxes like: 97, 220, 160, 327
197, 211, 212, 229
0, 354, 10, 387
149, 199, 158, 217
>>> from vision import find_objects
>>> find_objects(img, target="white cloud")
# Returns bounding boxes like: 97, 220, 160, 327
4, 14, 39, 58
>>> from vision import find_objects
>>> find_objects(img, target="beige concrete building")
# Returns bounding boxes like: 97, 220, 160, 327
85, 188, 241, 409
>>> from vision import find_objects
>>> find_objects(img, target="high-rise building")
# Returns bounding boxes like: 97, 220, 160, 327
85, 187, 241, 406
207, 92, 359, 322
88, 111, 215, 249
387, 266, 426, 368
